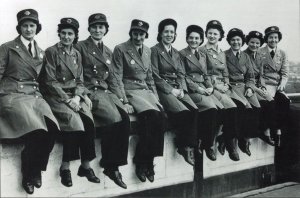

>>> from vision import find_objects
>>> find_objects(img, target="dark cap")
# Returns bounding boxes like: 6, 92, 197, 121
264, 26, 282, 41
226, 28, 245, 45
245, 31, 264, 46
17, 9, 39, 25
88, 13, 109, 27
158, 18, 177, 33
186, 25, 204, 45
58, 17, 79, 31
205, 20, 225, 41
130, 19, 149, 33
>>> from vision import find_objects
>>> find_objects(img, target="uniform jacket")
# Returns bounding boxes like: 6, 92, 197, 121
180, 47, 213, 93
225, 49, 255, 90
39, 43, 85, 102
199, 44, 230, 86
39, 43, 93, 132
0, 36, 44, 96
151, 42, 187, 94
75, 37, 116, 91
244, 48, 266, 88
258, 46, 289, 86
111, 40, 158, 104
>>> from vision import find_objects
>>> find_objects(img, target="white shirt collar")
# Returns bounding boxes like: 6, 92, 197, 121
163, 43, 172, 52
267, 46, 277, 53
231, 49, 241, 56
20, 35, 35, 57
91, 37, 102, 46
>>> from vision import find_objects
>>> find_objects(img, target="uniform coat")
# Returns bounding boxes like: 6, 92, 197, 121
180, 47, 223, 111
151, 43, 198, 113
199, 44, 237, 109
111, 40, 161, 113
258, 46, 289, 97
225, 49, 260, 108
244, 48, 273, 101
75, 37, 124, 127
0, 36, 59, 138
39, 43, 94, 132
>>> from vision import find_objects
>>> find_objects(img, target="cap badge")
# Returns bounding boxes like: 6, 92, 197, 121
213, 21, 217, 24
67, 19, 72, 23
95, 15, 101, 19
271, 27, 275, 31
232, 29, 236, 31
24, 11, 31, 16
138, 21, 143, 26
256, 32, 259, 36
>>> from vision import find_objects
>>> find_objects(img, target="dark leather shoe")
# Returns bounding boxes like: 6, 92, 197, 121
135, 166, 147, 182
60, 169, 72, 187
238, 141, 251, 156
259, 134, 275, 146
22, 178, 34, 194
228, 149, 240, 161
32, 171, 42, 188
103, 170, 127, 189
77, 166, 100, 183
205, 148, 216, 161
217, 136, 226, 155
145, 166, 155, 183
177, 147, 195, 166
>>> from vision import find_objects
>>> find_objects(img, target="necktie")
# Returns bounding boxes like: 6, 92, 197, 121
270, 50, 275, 59
28, 42, 33, 57
97, 42, 103, 54
168, 49, 172, 57
194, 51, 200, 60
252, 53, 255, 59
138, 48, 142, 56
236, 51, 239, 59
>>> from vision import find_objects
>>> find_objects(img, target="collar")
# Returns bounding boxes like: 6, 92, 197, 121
57, 42, 76, 56
267, 46, 277, 52
90, 36, 103, 46
231, 49, 241, 56
189, 46, 197, 54
20, 35, 34, 48
162, 43, 172, 52
205, 43, 221, 53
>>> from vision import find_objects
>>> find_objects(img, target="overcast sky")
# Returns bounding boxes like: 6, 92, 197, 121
1, 0, 299, 62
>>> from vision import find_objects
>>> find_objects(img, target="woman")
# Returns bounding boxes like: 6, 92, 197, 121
111, 19, 165, 183
0, 9, 59, 194
75, 13, 129, 189
151, 18, 198, 166
39, 18, 100, 187
257, 26, 290, 147
244, 31, 276, 146
199, 20, 240, 161
180, 25, 224, 161
225, 28, 261, 156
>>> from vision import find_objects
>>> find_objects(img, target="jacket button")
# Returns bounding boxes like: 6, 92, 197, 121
20, 85, 24, 89
33, 86, 37, 89
94, 87, 98, 91
134, 80, 137, 82
106, 71, 108, 74
73, 79, 76, 81
95, 81, 98, 84
105, 90, 108, 93
173, 73, 175, 75
63, 77, 66, 81
35, 95, 39, 98
94, 65, 97, 69
33, 78, 36, 81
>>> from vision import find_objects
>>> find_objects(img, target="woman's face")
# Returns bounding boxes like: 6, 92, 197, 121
206, 28, 221, 45
247, 38, 261, 52
59, 28, 75, 46
230, 36, 243, 51
187, 32, 202, 50
161, 25, 175, 45
20, 20, 37, 41
131, 30, 146, 47
89, 24, 106, 41
267, 33, 279, 49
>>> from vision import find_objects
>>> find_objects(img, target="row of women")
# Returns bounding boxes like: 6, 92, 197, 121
0, 8, 290, 194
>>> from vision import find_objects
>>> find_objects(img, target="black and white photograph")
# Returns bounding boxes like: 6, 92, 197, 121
0, 0, 300, 197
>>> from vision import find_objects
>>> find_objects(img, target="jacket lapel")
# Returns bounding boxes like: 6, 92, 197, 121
57, 43, 77, 78
157, 43, 176, 69
244, 48, 259, 73
86, 37, 110, 68
184, 47, 206, 74
260, 46, 277, 71
226, 49, 244, 73
125, 40, 146, 71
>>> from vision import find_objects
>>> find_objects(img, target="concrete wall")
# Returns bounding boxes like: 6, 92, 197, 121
0, 131, 274, 197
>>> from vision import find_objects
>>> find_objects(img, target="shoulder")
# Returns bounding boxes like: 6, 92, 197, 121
103, 44, 112, 54
179, 48, 188, 56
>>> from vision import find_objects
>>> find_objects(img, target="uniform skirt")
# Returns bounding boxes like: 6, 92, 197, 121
0, 93, 59, 138
229, 83, 261, 108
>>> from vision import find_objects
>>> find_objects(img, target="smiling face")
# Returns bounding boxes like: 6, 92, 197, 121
247, 37, 261, 52
267, 33, 279, 49
206, 28, 221, 45
131, 29, 146, 47
161, 25, 176, 45
20, 20, 37, 41
89, 24, 106, 41
59, 28, 75, 46
230, 36, 243, 51
187, 32, 202, 50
